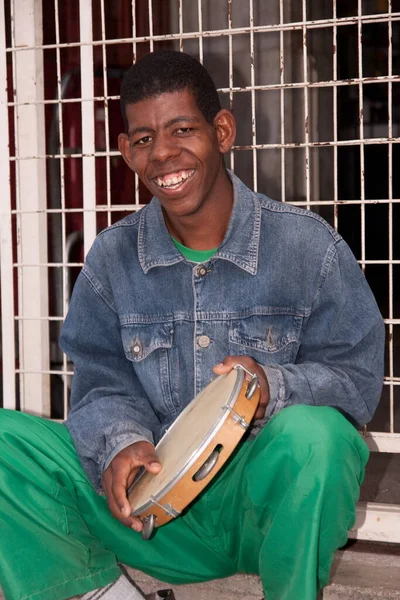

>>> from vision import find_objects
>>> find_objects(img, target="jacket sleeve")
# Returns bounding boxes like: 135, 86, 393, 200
60, 266, 160, 493
260, 238, 385, 428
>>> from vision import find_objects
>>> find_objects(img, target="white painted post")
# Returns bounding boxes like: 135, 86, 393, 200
79, 0, 97, 257
13, 0, 50, 415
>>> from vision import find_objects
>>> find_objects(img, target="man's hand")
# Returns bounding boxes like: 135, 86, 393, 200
213, 356, 270, 420
101, 440, 161, 531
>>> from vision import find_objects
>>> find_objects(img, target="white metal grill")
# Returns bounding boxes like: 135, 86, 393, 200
0, 0, 399, 541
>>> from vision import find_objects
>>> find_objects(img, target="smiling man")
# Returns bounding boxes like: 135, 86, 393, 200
0, 51, 385, 600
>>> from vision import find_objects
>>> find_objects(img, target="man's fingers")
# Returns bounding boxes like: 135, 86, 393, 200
213, 356, 270, 419
105, 480, 141, 529
103, 473, 130, 523
212, 356, 241, 374
130, 516, 144, 532
110, 458, 139, 519
112, 479, 132, 517
213, 355, 255, 374
102, 441, 163, 529
213, 361, 232, 374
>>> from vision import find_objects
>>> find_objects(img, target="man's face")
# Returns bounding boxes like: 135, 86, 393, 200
118, 89, 234, 219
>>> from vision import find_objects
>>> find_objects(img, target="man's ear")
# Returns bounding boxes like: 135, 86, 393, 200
118, 133, 132, 168
213, 109, 236, 154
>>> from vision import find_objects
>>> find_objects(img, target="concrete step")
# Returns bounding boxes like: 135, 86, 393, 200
1, 542, 400, 599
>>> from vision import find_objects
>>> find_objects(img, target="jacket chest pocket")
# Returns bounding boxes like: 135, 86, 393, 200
229, 313, 303, 365
121, 323, 180, 413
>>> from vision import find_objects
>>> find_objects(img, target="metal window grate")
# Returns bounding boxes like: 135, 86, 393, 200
0, 0, 399, 540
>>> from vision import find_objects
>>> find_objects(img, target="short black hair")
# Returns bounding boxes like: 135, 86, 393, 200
120, 50, 221, 131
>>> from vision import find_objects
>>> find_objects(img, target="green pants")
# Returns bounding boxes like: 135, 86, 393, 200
0, 406, 368, 600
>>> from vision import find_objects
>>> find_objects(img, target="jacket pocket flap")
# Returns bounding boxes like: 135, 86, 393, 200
121, 323, 173, 361
230, 314, 300, 353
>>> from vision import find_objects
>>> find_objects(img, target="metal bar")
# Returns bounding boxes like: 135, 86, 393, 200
11, 368, 400, 382
228, 0, 234, 171
54, 0, 69, 417
79, 0, 97, 257
131, 1, 140, 207
11, 261, 400, 269
6, 73, 400, 108
10, 199, 400, 215
100, 0, 112, 228
131, 0, 136, 62
0, 0, 16, 409
197, 0, 203, 63
178, 0, 183, 52
5, 13, 400, 53
302, 0, 310, 210
249, 0, 257, 192
358, 0, 366, 274
388, 0, 394, 434
16, 368, 74, 375
333, 0, 338, 229
148, 0, 154, 52
280, 0, 285, 203
10, 135, 400, 162
10, 0, 22, 408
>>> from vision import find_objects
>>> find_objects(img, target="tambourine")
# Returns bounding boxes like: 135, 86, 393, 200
128, 364, 260, 539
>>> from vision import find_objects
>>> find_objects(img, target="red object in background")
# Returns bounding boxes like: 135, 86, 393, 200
41, 0, 171, 283
43, 0, 170, 241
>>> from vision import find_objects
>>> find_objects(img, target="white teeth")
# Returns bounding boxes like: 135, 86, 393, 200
156, 170, 194, 189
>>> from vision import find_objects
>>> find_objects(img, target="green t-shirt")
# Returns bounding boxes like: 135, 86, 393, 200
172, 237, 217, 262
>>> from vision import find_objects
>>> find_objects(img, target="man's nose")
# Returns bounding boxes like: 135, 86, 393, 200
149, 134, 180, 162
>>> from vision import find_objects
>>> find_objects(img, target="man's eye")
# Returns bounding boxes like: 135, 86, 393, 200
135, 136, 152, 145
176, 127, 193, 134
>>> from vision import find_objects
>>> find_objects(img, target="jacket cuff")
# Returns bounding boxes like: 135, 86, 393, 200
102, 434, 153, 475
249, 365, 287, 437
262, 365, 287, 419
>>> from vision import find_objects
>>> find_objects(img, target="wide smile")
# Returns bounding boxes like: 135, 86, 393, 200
153, 169, 195, 193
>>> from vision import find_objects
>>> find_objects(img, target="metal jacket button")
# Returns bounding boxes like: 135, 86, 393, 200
197, 335, 211, 348
197, 266, 207, 277
132, 341, 142, 355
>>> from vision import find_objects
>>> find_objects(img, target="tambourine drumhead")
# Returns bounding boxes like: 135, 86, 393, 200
129, 368, 244, 513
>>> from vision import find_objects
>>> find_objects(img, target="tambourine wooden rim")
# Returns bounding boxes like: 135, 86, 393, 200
128, 364, 260, 539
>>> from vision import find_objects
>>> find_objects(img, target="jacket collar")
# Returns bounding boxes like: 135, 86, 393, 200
138, 171, 261, 275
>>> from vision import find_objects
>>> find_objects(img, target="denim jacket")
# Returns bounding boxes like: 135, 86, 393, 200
60, 172, 385, 492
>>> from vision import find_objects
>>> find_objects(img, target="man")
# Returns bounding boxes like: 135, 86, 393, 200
0, 50, 385, 600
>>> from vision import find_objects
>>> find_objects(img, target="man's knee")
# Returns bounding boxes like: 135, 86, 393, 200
258, 405, 369, 473
272, 405, 353, 444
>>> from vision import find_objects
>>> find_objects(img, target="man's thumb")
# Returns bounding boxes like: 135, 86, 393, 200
213, 361, 230, 373
144, 453, 162, 473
